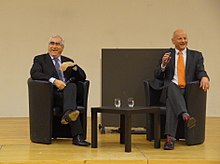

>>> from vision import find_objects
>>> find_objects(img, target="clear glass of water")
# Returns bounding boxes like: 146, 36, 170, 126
127, 98, 134, 107
114, 98, 121, 108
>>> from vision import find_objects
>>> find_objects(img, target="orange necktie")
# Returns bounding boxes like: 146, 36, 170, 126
177, 51, 186, 88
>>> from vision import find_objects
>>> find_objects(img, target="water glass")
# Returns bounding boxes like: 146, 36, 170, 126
114, 98, 121, 108
127, 98, 135, 107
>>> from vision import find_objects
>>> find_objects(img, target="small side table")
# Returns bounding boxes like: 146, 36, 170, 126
91, 106, 161, 152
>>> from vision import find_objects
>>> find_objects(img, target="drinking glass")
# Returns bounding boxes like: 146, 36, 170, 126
127, 98, 134, 107
114, 98, 121, 108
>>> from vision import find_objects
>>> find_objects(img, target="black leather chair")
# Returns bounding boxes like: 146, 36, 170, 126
27, 78, 90, 144
144, 80, 207, 145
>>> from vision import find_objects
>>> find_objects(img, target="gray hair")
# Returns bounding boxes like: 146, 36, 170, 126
49, 35, 64, 45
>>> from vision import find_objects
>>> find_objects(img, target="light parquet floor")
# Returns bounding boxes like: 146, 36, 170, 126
0, 117, 220, 164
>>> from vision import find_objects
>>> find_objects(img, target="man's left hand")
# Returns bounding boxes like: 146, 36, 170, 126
200, 77, 210, 92
60, 61, 75, 72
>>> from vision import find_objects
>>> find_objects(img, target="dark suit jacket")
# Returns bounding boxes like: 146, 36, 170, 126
30, 53, 86, 84
149, 48, 209, 103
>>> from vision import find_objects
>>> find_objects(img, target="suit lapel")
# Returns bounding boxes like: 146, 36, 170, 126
61, 56, 69, 63
185, 49, 192, 83
61, 56, 65, 63
170, 48, 175, 72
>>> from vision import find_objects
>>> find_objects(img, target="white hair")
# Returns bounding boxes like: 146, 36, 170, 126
49, 35, 64, 45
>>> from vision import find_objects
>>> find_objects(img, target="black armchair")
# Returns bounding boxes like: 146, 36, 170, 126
144, 80, 207, 145
27, 78, 90, 144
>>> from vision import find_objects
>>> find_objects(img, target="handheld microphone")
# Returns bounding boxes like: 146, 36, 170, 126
167, 52, 171, 56
164, 52, 171, 62
164, 48, 172, 62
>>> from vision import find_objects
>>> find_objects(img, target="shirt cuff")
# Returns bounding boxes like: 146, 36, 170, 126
161, 64, 166, 72
49, 77, 56, 84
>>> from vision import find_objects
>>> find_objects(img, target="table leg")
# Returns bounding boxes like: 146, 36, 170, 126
124, 113, 131, 152
91, 109, 97, 148
153, 111, 161, 148
120, 114, 125, 144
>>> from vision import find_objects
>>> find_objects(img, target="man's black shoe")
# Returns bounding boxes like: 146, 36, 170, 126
61, 110, 80, 124
186, 117, 196, 128
72, 135, 90, 146
164, 140, 174, 150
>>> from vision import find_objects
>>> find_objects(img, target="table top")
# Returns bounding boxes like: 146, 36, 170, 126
91, 106, 160, 114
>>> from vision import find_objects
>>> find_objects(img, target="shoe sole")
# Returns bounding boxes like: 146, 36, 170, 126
187, 117, 196, 128
61, 110, 80, 124
164, 147, 174, 150
72, 142, 90, 146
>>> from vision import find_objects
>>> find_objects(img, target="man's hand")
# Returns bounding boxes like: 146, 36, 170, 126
162, 53, 171, 67
60, 61, 75, 72
72, 64, 78, 71
53, 79, 66, 90
200, 77, 210, 92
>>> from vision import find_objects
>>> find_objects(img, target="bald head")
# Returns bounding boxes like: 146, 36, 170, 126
173, 29, 187, 38
172, 29, 188, 51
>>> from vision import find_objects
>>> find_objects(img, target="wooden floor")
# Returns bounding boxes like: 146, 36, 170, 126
0, 117, 220, 164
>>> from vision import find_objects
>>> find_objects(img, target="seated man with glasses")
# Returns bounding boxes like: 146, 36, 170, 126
30, 35, 90, 146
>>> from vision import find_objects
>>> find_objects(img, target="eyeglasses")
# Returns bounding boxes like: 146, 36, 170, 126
49, 41, 63, 46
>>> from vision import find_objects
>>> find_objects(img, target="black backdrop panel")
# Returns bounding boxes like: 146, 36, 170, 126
101, 49, 167, 128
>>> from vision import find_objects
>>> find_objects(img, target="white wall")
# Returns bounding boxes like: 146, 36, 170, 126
0, 0, 219, 117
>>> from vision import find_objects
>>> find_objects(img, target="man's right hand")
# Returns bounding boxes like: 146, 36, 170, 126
53, 79, 66, 90
162, 53, 171, 67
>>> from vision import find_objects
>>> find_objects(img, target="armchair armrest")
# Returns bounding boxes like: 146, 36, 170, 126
185, 81, 207, 145
76, 80, 90, 140
27, 78, 53, 144
144, 80, 162, 106
76, 80, 90, 108
185, 81, 207, 116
